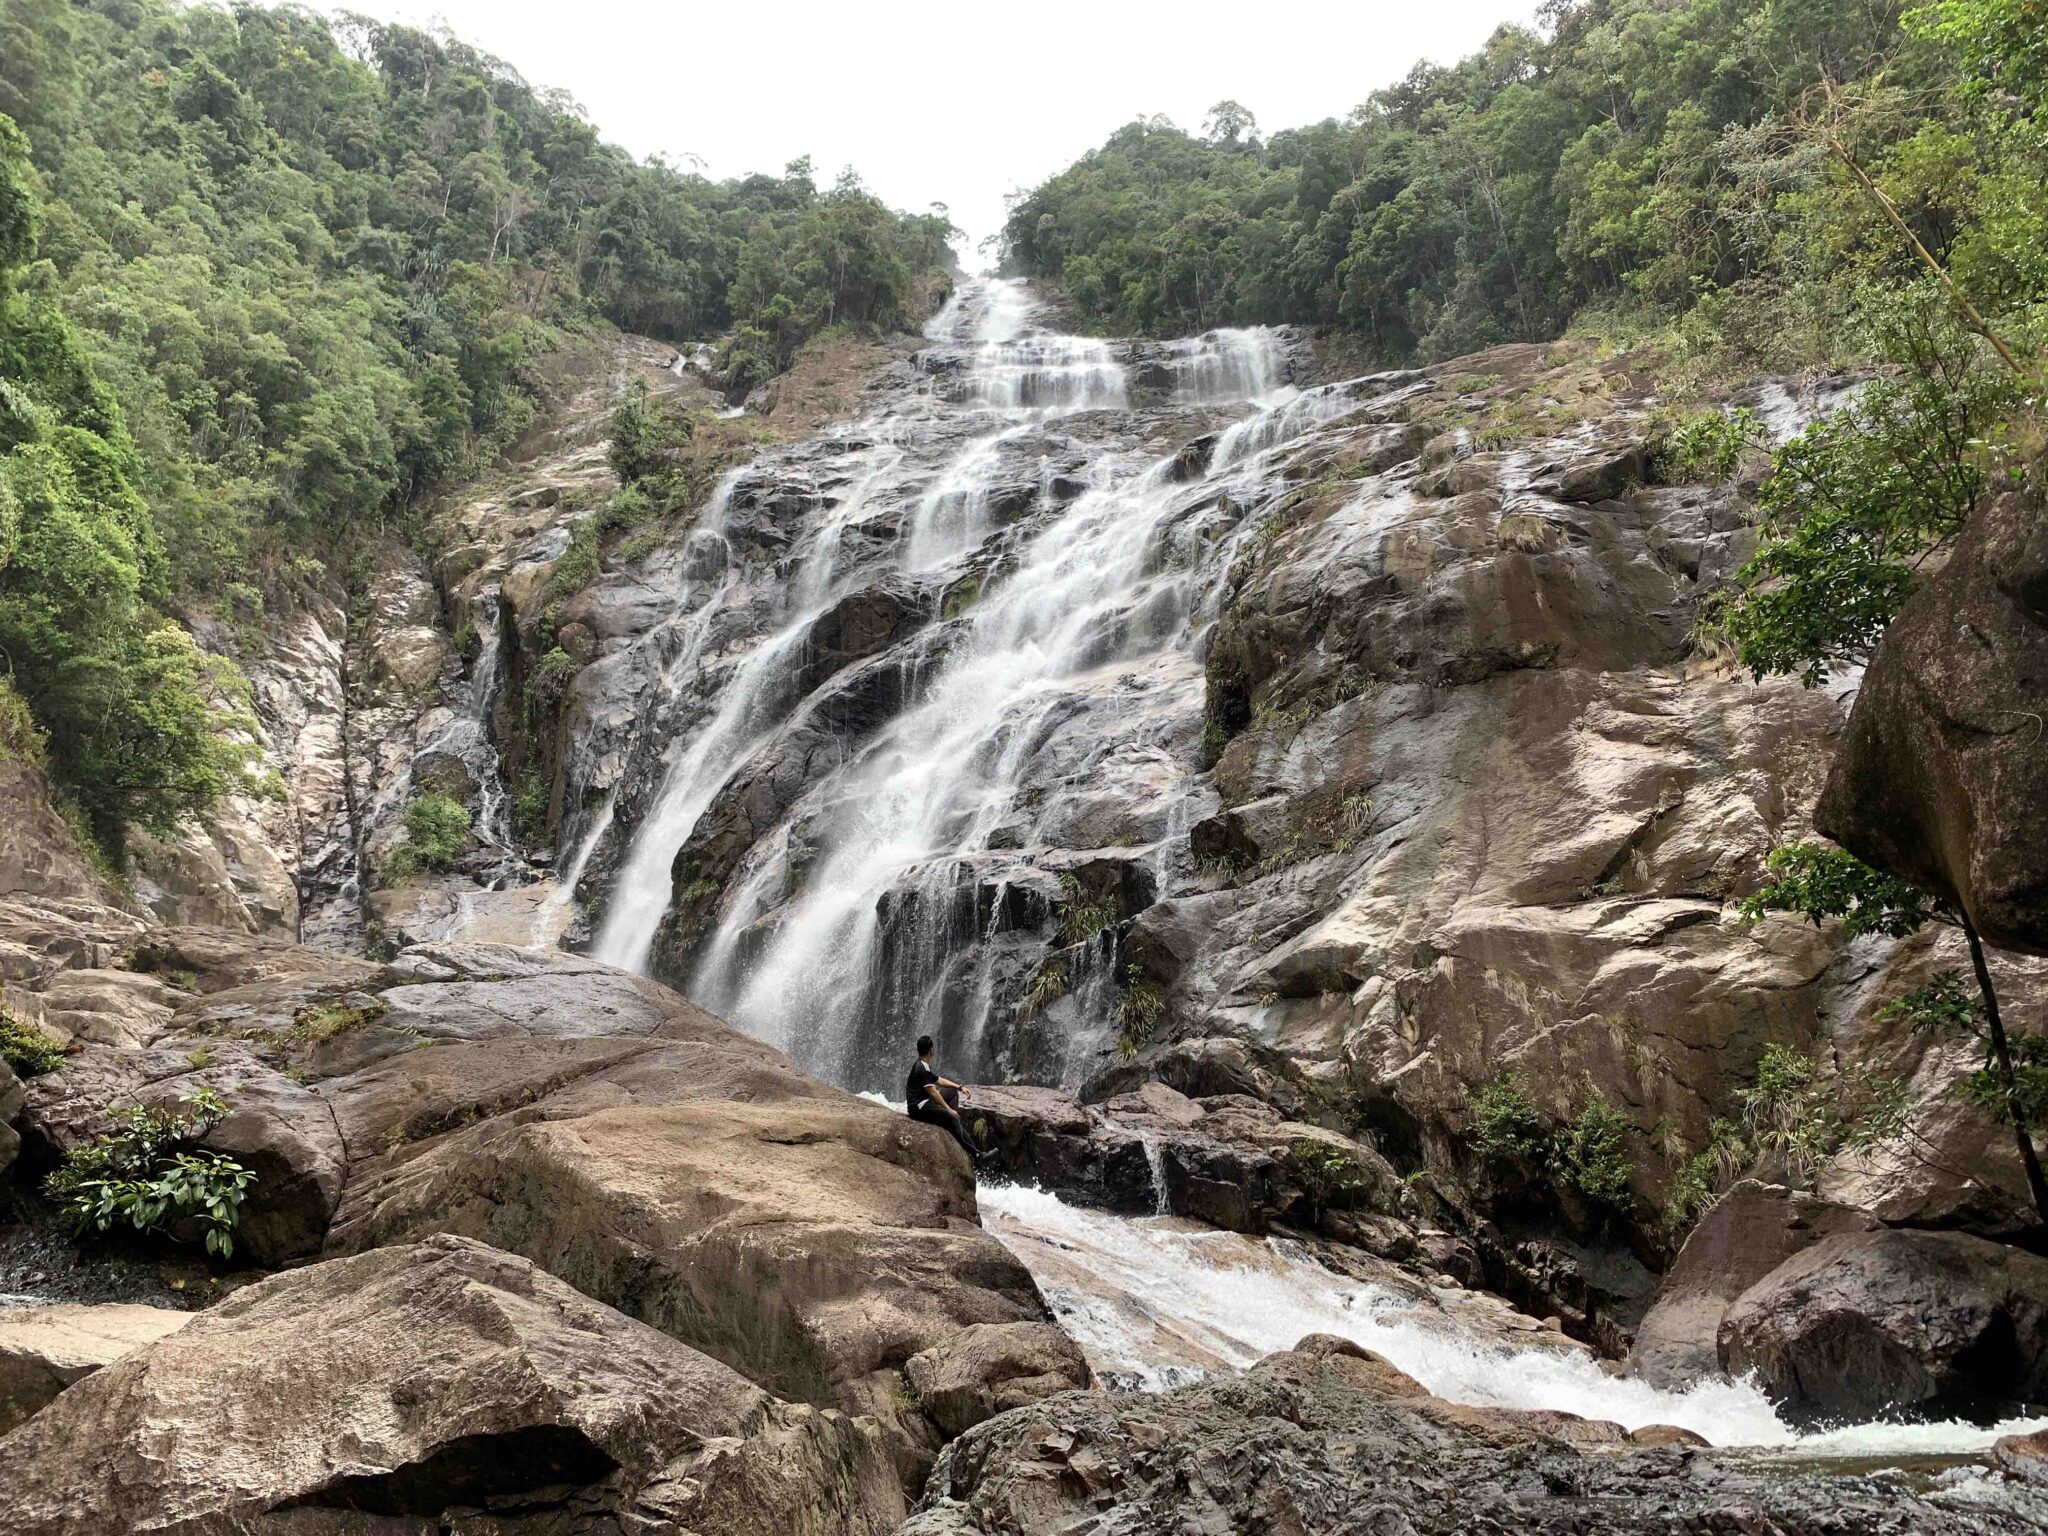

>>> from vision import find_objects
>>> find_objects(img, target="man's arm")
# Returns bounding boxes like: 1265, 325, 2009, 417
923, 1083, 958, 1118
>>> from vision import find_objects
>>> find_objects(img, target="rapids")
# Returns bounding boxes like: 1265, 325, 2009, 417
979, 1180, 2048, 1460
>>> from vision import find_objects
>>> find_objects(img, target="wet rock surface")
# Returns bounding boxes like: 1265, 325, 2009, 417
968, 1079, 1413, 1241
906, 1341, 2048, 1534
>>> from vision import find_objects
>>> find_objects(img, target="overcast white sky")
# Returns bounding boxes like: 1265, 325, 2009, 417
310, 1, 1544, 262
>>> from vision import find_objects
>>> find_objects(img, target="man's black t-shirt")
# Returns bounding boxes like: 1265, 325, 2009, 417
906, 1059, 940, 1117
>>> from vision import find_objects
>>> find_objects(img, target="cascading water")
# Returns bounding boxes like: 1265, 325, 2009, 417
561, 276, 2033, 1470
592, 277, 1324, 1054
980, 1182, 2048, 1458
688, 303, 1331, 1084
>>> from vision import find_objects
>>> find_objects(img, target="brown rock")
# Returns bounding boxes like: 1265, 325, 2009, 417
905, 1321, 1092, 1437
327, 1097, 1047, 1427
0, 1235, 902, 1535
1720, 1227, 2048, 1422
0, 761, 122, 907
366, 623, 454, 694
1631, 1181, 1880, 1386
36, 968, 179, 1048
912, 1340, 1992, 1534
1628, 1423, 1709, 1449
0, 1303, 194, 1435
1817, 474, 2048, 954
1994, 1426, 2048, 1477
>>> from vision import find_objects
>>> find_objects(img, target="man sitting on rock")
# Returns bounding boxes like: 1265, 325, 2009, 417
906, 1034, 988, 1161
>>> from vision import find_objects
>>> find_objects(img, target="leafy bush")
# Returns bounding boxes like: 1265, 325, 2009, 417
534, 647, 580, 703
1708, 354, 2016, 688
1739, 843, 1934, 939
1470, 1076, 1546, 1160
1025, 958, 1070, 1015
1738, 1041, 1911, 1181
1664, 1117, 1745, 1233
1281, 1138, 1371, 1223
1663, 1044, 1911, 1234
1555, 1099, 1634, 1212
541, 520, 603, 609
607, 384, 695, 490
1057, 875, 1118, 946
384, 791, 471, 882
45, 1087, 255, 1259
1653, 407, 1762, 483
0, 676, 44, 763
511, 766, 549, 846
1115, 979, 1164, 1059
287, 1000, 386, 1048
1884, 972, 2048, 1131
404, 792, 470, 869
0, 1009, 65, 1076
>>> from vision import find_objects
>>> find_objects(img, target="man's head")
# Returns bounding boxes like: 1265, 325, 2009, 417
916, 1034, 934, 1060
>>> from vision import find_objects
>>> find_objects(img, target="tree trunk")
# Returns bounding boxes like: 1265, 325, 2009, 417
1966, 916, 2048, 1226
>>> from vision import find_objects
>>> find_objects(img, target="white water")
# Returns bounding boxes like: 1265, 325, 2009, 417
980, 1182, 2048, 1458
686, 283, 1397, 1081
591, 277, 1358, 1070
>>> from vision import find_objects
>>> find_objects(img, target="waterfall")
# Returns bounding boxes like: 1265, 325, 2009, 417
561, 278, 2046, 1461
590, 279, 1384, 1081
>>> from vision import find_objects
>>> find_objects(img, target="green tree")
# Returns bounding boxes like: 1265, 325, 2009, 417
0, 114, 258, 852
1743, 844, 2046, 1223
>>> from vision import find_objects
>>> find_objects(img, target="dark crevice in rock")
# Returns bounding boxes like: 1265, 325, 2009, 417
279, 1424, 617, 1517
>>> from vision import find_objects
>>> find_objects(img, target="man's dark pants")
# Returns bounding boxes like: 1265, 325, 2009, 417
911, 1085, 981, 1157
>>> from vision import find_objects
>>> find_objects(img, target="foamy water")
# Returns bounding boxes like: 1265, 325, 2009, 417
979, 1180, 2048, 1458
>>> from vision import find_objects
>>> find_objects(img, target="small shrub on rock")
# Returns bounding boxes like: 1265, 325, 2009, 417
1282, 1139, 1370, 1224
1555, 1099, 1634, 1212
1115, 979, 1164, 1059
1057, 875, 1118, 947
0, 1009, 65, 1076
45, 1086, 255, 1259
1470, 1076, 1546, 1160
385, 791, 471, 882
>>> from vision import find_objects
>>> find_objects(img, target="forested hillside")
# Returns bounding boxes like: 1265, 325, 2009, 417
1003, 0, 2044, 374
0, 0, 951, 853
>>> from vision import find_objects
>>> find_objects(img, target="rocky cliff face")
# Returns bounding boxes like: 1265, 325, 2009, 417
489, 280, 2043, 1343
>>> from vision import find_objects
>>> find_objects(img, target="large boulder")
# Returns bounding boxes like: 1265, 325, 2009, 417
904, 1321, 1092, 1437
0, 1302, 193, 1434
1631, 1181, 1880, 1386
1720, 1227, 2048, 1422
19, 939, 1058, 1481
906, 1342, 2018, 1535
0, 1235, 902, 1535
325, 1092, 1051, 1462
1817, 474, 2048, 954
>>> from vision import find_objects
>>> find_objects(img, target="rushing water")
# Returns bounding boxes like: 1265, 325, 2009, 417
588, 277, 1345, 1088
492, 279, 2045, 1469
980, 1181, 2048, 1459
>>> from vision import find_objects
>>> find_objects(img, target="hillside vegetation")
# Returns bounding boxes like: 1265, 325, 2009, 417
1003, 0, 2044, 375
0, 0, 950, 851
